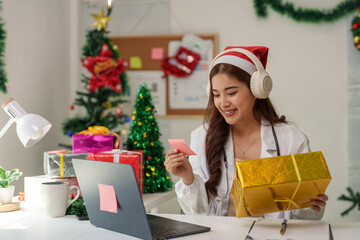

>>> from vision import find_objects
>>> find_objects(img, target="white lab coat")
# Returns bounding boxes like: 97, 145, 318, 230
175, 120, 325, 220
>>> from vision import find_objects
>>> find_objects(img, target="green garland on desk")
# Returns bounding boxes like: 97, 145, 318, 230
66, 197, 89, 220
338, 187, 360, 216
253, 0, 360, 23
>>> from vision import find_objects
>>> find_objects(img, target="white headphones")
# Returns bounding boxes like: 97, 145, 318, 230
208, 48, 273, 99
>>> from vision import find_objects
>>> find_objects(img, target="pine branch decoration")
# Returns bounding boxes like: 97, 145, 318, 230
338, 187, 360, 216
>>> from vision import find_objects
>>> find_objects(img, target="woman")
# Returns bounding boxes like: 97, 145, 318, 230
164, 46, 328, 219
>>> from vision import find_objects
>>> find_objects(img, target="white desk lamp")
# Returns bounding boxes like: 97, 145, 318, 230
0, 98, 51, 148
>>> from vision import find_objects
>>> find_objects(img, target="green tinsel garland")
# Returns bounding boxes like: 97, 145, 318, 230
253, 0, 360, 23
0, 1, 8, 93
66, 197, 88, 220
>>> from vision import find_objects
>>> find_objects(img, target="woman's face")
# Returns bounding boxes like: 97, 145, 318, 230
212, 72, 256, 126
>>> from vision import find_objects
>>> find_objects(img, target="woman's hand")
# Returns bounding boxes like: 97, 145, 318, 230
310, 194, 328, 212
164, 149, 194, 185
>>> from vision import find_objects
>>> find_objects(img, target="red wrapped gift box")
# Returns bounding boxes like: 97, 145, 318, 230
87, 150, 144, 194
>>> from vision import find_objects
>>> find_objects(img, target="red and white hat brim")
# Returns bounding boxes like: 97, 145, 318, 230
211, 55, 256, 75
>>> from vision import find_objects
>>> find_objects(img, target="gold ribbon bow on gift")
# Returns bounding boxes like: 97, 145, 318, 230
78, 126, 119, 149
79, 126, 110, 135
273, 154, 301, 210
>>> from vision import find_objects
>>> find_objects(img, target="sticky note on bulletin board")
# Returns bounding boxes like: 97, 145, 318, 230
151, 47, 164, 60
129, 56, 143, 69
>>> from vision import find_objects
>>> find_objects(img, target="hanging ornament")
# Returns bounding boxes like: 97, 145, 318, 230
115, 106, 122, 118
70, 105, 74, 110
102, 101, 112, 109
100, 43, 113, 57
91, 8, 112, 31
120, 129, 128, 136
125, 116, 131, 122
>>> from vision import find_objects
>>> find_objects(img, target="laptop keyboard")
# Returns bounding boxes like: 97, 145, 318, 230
149, 223, 188, 239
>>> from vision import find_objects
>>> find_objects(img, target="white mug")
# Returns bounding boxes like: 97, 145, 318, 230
41, 182, 80, 218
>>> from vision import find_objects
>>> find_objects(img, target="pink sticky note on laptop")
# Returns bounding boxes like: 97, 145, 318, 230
98, 183, 118, 213
168, 139, 196, 156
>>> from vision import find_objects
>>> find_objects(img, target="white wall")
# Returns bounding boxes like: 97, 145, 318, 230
1, 0, 357, 222
1, 0, 72, 194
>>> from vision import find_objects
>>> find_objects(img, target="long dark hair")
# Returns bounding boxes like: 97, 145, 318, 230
204, 63, 286, 200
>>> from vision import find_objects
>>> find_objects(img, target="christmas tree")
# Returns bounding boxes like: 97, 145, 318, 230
61, 6, 129, 139
0, 1, 8, 93
126, 84, 172, 193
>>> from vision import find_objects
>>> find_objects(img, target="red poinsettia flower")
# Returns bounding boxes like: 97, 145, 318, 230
82, 43, 128, 93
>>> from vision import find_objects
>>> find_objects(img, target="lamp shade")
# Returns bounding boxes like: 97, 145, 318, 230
1, 98, 51, 148
16, 113, 51, 148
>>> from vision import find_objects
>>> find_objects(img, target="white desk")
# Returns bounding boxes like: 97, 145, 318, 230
1, 205, 360, 239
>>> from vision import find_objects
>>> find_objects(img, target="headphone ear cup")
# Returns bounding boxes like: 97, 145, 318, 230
250, 71, 273, 99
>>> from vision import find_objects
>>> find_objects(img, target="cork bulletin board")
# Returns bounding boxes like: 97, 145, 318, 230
110, 34, 218, 116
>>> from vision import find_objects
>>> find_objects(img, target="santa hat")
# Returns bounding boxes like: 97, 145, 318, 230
210, 46, 269, 75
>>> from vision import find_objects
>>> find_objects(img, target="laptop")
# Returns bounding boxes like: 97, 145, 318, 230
72, 158, 211, 240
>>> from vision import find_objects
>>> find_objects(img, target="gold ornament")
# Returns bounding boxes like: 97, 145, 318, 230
146, 106, 151, 111
91, 8, 112, 31
143, 132, 147, 137
140, 95, 143, 99
354, 36, 360, 44
133, 110, 136, 114
120, 129, 128, 135
132, 115, 135, 120
138, 122, 142, 126
102, 101, 112, 109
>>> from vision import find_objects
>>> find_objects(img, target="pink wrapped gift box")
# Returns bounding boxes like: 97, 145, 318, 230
72, 134, 114, 154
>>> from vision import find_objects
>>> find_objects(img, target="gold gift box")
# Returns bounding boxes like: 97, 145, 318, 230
231, 151, 331, 218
